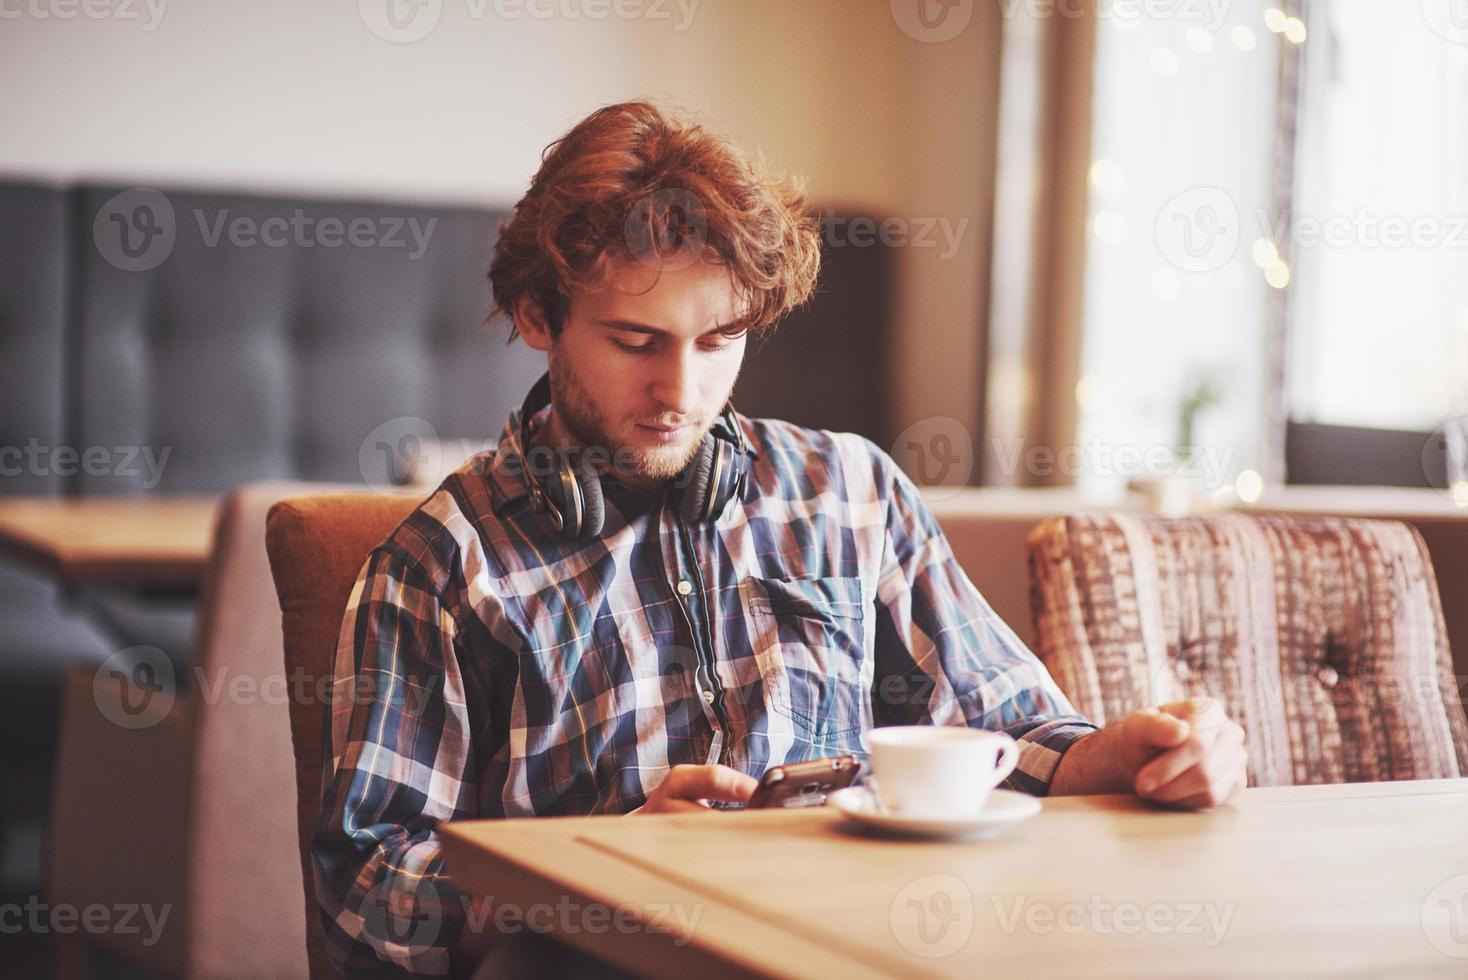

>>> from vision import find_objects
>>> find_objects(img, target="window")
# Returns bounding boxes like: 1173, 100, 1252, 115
1287, 0, 1468, 432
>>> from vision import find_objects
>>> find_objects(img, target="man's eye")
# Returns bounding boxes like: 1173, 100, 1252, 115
703, 330, 746, 351
613, 339, 652, 353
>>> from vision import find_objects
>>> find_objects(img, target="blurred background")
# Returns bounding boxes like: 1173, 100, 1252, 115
2, 0, 1466, 976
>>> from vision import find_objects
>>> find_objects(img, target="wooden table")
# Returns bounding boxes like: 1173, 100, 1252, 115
440, 779, 1468, 978
0, 496, 217, 593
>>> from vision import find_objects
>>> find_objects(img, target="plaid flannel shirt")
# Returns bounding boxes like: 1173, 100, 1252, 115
315, 406, 1098, 976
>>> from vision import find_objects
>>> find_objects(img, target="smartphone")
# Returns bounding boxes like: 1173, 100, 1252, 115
747, 755, 861, 809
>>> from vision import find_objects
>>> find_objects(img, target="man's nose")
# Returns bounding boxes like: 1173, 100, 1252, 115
649, 346, 700, 417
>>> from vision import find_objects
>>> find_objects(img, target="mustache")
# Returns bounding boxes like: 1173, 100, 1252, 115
635, 416, 702, 428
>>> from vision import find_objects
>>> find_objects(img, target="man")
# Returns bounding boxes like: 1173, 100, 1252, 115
316, 101, 1248, 978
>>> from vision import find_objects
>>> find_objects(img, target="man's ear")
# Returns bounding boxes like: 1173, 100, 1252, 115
512, 296, 556, 352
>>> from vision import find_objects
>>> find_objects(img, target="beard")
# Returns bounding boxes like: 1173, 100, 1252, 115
546, 352, 716, 487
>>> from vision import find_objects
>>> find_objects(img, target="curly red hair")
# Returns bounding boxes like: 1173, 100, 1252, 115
488, 101, 822, 342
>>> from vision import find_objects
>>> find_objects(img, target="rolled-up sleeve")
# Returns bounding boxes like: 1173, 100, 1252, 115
313, 548, 478, 978
868, 446, 1098, 796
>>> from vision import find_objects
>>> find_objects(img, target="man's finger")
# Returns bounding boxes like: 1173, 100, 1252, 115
1134, 738, 1206, 795
667, 764, 758, 803
1136, 717, 1245, 798
1136, 721, 1244, 795
1146, 744, 1247, 807
1128, 708, 1192, 751
1167, 758, 1249, 810
1160, 696, 1229, 736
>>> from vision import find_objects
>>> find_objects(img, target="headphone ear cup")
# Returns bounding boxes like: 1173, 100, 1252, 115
572, 454, 606, 539
544, 459, 583, 537
678, 437, 719, 525
720, 441, 748, 510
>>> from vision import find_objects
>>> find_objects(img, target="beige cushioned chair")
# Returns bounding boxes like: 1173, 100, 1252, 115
265, 491, 423, 980
1028, 512, 1468, 786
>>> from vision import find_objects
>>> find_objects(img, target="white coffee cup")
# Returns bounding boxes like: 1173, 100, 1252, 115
864, 726, 1020, 818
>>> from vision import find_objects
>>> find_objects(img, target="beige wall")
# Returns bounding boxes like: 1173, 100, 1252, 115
0, 0, 1002, 455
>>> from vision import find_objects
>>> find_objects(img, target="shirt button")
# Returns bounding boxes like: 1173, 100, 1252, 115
1318, 666, 1340, 688
702, 690, 715, 705
676, 580, 693, 596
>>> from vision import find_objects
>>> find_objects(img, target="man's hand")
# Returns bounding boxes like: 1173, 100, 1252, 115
634, 764, 757, 813
1119, 697, 1248, 810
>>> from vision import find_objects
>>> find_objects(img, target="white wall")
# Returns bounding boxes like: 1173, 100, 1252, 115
0, 0, 1001, 454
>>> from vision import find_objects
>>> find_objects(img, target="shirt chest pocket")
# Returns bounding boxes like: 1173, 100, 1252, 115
741, 575, 873, 747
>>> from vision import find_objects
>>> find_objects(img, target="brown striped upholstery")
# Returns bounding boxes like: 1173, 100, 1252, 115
1027, 513, 1468, 786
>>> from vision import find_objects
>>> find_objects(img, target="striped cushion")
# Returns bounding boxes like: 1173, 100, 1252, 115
1027, 513, 1468, 786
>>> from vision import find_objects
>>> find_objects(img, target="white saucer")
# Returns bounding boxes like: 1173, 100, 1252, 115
827, 785, 1041, 840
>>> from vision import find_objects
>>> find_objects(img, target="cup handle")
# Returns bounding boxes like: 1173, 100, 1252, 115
990, 734, 1020, 786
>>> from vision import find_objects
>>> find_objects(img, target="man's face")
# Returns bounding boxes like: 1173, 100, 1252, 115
517, 258, 749, 491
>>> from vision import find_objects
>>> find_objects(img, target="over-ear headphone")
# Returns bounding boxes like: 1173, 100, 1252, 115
515, 372, 750, 539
